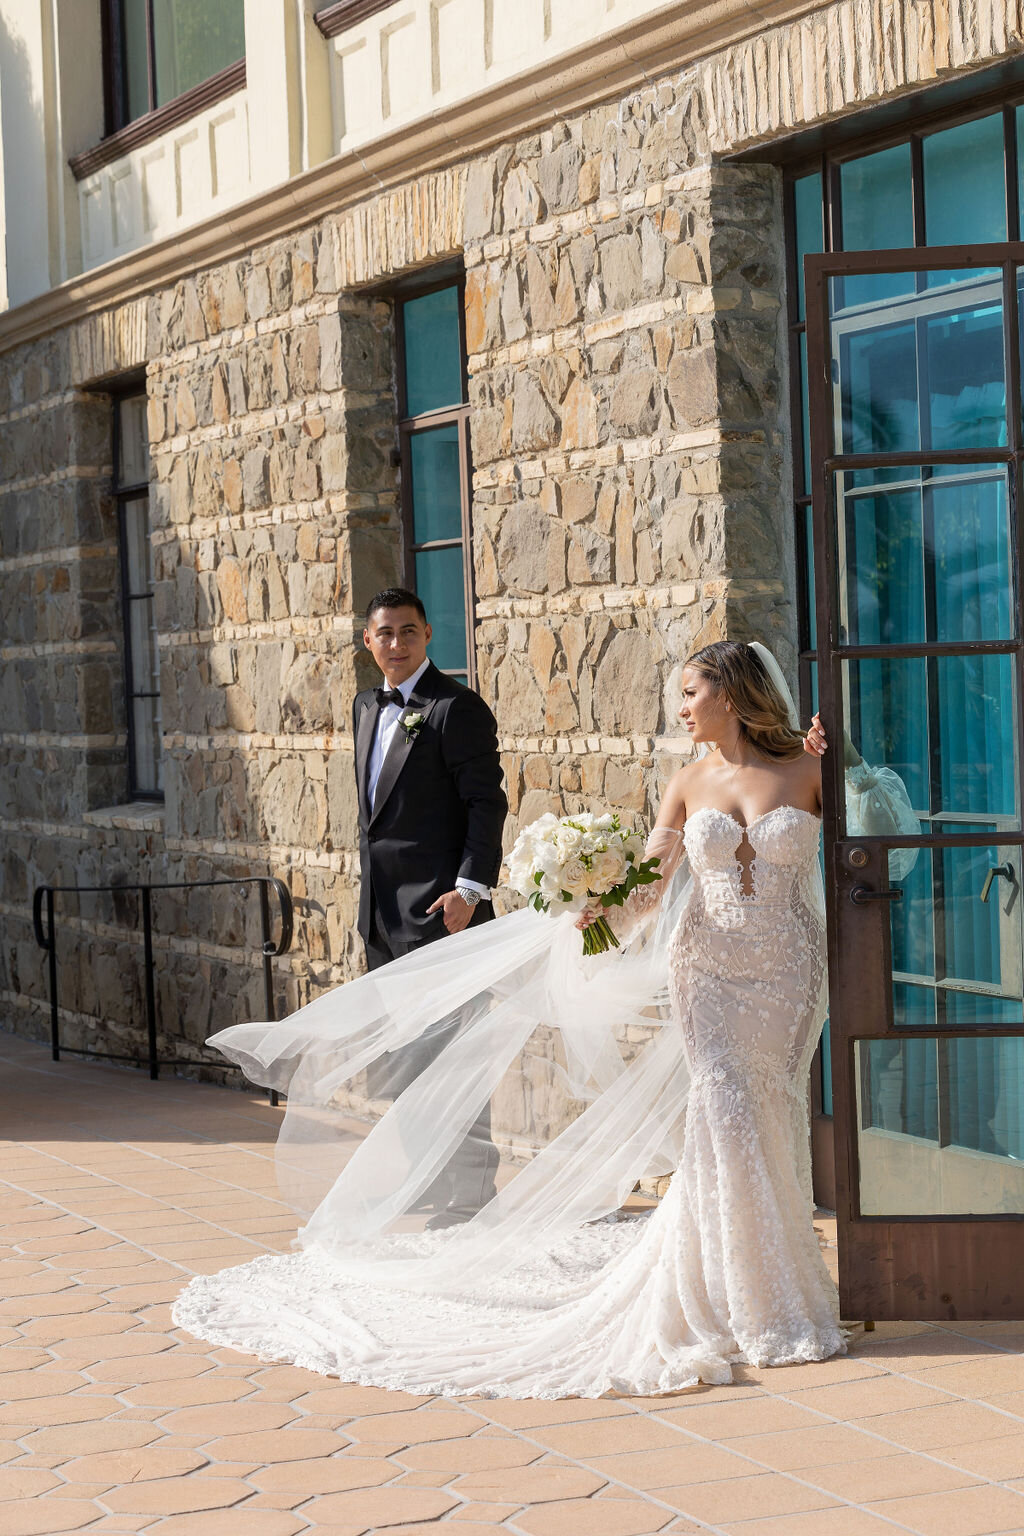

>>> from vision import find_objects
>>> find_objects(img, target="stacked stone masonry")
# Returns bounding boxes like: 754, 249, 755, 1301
1, 0, 1014, 1152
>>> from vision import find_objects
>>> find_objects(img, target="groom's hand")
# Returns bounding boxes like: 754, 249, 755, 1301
427, 890, 475, 934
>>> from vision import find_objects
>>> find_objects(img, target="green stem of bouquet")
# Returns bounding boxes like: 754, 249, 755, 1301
582, 915, 620, 956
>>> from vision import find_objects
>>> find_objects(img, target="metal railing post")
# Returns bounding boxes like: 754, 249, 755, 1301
140, 886, 158, 1080
46, 890, 59, 1061
258, 879, 280, 1107
31, 872, 293, 1094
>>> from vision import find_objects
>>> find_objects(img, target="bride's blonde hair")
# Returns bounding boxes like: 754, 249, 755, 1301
685, 641, 805, 761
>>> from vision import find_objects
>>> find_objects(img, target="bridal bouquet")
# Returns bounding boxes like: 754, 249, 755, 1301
507, 811, 662, 955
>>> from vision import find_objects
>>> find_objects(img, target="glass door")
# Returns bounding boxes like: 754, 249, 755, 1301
806, 245, 1024, 1320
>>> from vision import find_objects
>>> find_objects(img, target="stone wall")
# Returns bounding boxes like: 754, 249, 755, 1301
464, 90, 794, 858
0, 56, 793, 1146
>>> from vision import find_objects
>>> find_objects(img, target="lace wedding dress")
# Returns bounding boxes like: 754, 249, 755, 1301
174, 803, 849, 1398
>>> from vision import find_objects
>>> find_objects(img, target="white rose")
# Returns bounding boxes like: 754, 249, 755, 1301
561, 857, 589, 893
589, 848, 627, 890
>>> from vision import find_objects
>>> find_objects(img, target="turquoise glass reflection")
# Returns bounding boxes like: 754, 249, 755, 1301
409, 426, 462, 544
844, 656, 929, 809
890, 850, 935, 994
948, 1038, 1024, 1157
856, 1038, 1024, 1213
889, 843, 1024, 1027
843, 655, 1019, 823
832, 272, 1006, 486
414, 546, 467, 675
799, 332, 811, 496
923, 114, 1006, 287
937, 653, 1016, 817
402, 287, 464, 416
840, 318, 919, 468
925, 300, 1006, 451
793, 171, 823, 322
836, 469, 1012, 646
861, 1037, 939, 1140
839, 144, 915, 309
820, 1016, 833, 1116
932, 473, 1013, 640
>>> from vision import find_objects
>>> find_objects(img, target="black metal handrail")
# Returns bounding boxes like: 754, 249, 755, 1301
32, 875, 293, 1100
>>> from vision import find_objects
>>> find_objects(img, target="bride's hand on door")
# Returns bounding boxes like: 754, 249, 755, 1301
804, 713, 863, 767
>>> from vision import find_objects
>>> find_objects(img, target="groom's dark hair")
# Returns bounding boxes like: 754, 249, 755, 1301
365, 588, 427, 625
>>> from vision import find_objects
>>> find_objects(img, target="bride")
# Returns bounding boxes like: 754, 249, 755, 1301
173, 640, 915, 1398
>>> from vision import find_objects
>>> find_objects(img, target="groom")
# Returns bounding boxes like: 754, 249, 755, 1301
353, 587, 507, 1224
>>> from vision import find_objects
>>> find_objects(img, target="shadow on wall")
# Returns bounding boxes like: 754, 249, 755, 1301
0, 13, 41, 309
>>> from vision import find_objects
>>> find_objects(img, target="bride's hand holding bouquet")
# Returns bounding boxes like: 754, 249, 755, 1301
506, 811, 662, 955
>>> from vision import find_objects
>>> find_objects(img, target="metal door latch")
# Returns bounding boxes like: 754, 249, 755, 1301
850, 885, 903, 905
980, 863, 1015, 903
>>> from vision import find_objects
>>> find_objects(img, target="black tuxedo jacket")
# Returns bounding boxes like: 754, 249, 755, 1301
353, 662, 507, 948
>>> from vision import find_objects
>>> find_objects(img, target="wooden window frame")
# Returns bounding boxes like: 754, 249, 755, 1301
394, 273, 477, 690
314, 1, 399, 39
112, 381, 164, 803
70, 3, 245, 181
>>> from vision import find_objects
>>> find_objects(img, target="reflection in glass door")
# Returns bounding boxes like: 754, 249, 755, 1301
806, 246, 1024, 1319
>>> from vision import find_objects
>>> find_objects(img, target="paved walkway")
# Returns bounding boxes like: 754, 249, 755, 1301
3, 1032, 1024, 1536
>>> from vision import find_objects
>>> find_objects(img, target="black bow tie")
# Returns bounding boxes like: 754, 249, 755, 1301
375, 687, 405, 708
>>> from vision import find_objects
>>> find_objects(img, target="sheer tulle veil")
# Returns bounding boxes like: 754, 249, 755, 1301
202, 643, 806, 1294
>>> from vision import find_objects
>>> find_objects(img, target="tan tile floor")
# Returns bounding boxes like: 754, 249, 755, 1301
3, 1031, 1024, 1536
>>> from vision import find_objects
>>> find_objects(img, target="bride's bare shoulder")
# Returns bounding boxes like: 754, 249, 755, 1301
658, 759, 707, 828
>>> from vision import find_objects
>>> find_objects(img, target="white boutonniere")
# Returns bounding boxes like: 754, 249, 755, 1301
399, 709, 424, 741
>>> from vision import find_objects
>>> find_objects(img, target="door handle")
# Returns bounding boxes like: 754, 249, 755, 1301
980, 863, 1015, 903
850, 885, 903, 905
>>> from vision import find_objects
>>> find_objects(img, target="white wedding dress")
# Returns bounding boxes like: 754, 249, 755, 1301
174, 802, 851, 1398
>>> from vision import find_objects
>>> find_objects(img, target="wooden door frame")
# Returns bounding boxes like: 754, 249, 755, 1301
805, 240, 1024, 1320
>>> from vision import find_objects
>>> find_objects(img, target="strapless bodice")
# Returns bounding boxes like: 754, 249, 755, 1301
685, 806, 821, 873
683, 805, 822, 913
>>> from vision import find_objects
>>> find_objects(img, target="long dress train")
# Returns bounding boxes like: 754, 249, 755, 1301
174, 803, 849, 1398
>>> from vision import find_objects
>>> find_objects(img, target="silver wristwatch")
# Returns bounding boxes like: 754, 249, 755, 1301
455, 883, 483, 908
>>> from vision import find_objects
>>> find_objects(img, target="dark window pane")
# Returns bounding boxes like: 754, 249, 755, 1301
133, 694, 163, 795
123, 495, 154, 592
402, 286, 463, 416
129, 596, 159, 695
839, 144, 915, 308
122, 0, 150, 121
414, 546, 467, 673
792, 171, 823, 322
118, 394, 149, 485
152, 0, 245, 109
409, 425, 462, 544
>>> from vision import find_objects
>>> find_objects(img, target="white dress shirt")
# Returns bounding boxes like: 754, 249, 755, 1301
367, 659, 489, 899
